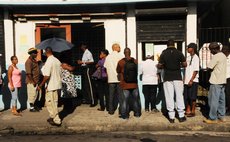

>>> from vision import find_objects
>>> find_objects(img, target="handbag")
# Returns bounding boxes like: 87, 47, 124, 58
92, 67, 102, 80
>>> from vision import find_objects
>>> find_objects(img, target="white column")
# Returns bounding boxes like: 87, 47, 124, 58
0, 9, 14, 109
4, 9, 14, 67
126, 5, 137, 59
104, 19, 126, 53
186, 3, 197, 44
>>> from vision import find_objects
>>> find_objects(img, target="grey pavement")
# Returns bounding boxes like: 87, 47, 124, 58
0, 104, 230, 135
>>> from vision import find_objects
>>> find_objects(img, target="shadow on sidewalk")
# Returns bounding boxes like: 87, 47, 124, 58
197, 95, 209, 119
59, 97, 82, 120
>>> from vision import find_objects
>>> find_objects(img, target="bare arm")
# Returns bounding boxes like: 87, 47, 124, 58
157, 63, 164, 69
61, 63, 75, 71
116, 62, 121, 73
37, 76, 49, 91
8, 66, 14, 91
181, 61, 187, 68
77, 60, 94, 65
188, 71, 198, 86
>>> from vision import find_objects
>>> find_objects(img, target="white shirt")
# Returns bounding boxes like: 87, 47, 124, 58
104, 51, 123, 83
82, 49, 94, 66
208, 52, 227, 84
184, 54, 200, 84
41, 55, 62, 91
139, 59, 159, 85
226, 54, 230, 79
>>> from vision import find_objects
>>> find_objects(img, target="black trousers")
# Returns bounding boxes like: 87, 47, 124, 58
183, 82, 198, 107
97, 79, 109, 110
142, 85, 158, 110
81, 67, 96, 104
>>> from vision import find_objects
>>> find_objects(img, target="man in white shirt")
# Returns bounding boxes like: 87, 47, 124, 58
77, 43, 95, 107
37, 47, 62, 126
139, 55, 159, 112
104, 43, 123, 115
204, 42, 227, 124
222, 45, 230, 115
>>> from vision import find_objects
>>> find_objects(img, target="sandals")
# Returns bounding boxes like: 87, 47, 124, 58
12, 111, 22, 116
187, 113, 195, 117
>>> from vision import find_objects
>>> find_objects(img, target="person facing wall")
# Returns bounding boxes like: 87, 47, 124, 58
157, 39, 187, 123
117, 47, 141, 119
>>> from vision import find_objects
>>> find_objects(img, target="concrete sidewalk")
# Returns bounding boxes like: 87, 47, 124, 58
0, 104, 230, 134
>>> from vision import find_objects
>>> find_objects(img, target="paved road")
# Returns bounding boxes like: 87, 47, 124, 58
1, 131, 230, 142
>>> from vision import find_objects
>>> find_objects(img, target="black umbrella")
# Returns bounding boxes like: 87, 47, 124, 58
35, 37, 74, 52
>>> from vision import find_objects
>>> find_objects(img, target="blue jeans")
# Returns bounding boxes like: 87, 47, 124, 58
121, 88, 141, 117
108, 83, 122, 113
208, 84, 226, 120
10, 87, 20, 107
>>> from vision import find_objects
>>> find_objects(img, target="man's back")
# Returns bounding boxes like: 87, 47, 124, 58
42, 55, 61, 91
117, 57, 138, 90
208, 52, 227, 84
159, 48, 186, 81
140, 59, 158, 85
104, 51, 123, 83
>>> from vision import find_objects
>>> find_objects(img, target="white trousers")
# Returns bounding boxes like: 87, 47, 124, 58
27, 83, 38, 104
163, 81, 185, 119
46, 90, 61, 124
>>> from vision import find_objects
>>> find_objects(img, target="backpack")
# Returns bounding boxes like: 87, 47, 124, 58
123, 58, 138, 83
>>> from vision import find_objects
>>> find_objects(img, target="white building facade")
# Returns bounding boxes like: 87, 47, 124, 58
0, 0, 198, 109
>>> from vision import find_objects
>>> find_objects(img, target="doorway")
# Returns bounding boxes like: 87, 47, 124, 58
71, 23, 105, 74
35, 24, 71, 61
35, 23, 105, 74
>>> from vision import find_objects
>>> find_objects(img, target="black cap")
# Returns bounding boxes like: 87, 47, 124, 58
187, 43, 197, 50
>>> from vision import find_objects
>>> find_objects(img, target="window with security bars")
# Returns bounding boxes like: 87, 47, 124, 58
199, 27, 230, 47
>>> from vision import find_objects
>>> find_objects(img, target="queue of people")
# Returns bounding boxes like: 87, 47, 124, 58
3, 39, 230, 126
